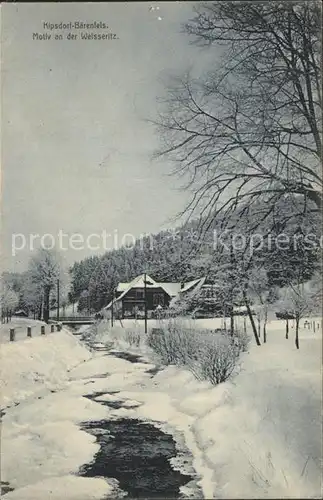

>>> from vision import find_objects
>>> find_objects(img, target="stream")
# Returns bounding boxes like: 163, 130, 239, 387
78, 330, 196, 498
80, 418, 192, 498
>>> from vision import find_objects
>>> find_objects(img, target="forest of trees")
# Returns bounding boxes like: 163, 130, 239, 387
68, 195, 320, 321
1, 195, 320, 329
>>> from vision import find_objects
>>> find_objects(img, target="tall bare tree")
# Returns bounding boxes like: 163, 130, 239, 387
154, 1, 322, 231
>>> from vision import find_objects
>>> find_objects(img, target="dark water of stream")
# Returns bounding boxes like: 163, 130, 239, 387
80, 418, 193, 498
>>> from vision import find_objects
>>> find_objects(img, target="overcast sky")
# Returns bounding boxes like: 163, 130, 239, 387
1, 2, 214, 272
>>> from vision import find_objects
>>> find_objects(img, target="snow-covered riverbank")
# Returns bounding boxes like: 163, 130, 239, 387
1, 321, 321, 499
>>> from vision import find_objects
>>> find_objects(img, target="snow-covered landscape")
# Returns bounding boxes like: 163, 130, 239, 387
2, 1, 322, 498
1, 315, 321, 499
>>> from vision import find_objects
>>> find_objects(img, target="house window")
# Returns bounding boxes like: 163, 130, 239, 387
135, 289, 144, 300
153, 293, 164, 307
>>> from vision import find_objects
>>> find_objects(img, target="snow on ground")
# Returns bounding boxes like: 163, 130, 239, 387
191, 330, 322, 498
2, 476, 115, 500
0, 318, 48, 344
0, 330, 91, 408
1, 316, 322, 499
1, 330, 119, 497
118, 314, 322, 335
84, 316, 322, 498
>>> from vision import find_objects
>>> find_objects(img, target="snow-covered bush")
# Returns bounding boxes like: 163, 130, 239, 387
196, 343, 237, 384
147, 320, 198, 365
147, 319, 243, 385
124, 329, 142, 348
231, 328, 250, 353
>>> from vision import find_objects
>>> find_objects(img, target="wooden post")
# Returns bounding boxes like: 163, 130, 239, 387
51, 324, 55, 333
41, 325, 45, 335
27, 326, 32, 337
10, 328, 15, 341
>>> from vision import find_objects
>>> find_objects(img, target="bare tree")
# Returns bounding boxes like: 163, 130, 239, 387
248, 268, 271, 343
278, 279, 318, 349
154, 1, 322, 232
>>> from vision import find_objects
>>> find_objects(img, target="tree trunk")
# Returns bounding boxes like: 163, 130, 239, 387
295, 317, 300, 349
43, 286, 51, 323
304, 185, 322, 210
230, 306, 234, 336
229, 242, 235, 336
285, 319, 289, 339
222, 312, 227, 331
257, 316, 261, 339
243, 290, 261, 346
263, 311, 267, 343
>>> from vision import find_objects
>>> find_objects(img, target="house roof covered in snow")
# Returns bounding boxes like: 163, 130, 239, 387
160, 282, 182, 297
180, 277, 206, 293
116, 282, 130, 292
116, 275, 181, 296
103, 274, 205, 310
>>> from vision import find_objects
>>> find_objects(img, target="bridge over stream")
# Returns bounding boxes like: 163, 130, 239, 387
49, 316, 96, 327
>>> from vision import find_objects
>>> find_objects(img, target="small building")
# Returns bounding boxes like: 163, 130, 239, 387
102, 274, 205, 319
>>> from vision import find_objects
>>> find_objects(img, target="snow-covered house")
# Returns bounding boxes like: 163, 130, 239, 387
102, 274, 205, 318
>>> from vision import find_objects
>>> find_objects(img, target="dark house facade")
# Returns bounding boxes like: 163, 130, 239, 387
117, 285, 172, 318
102, 274, 205, 319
